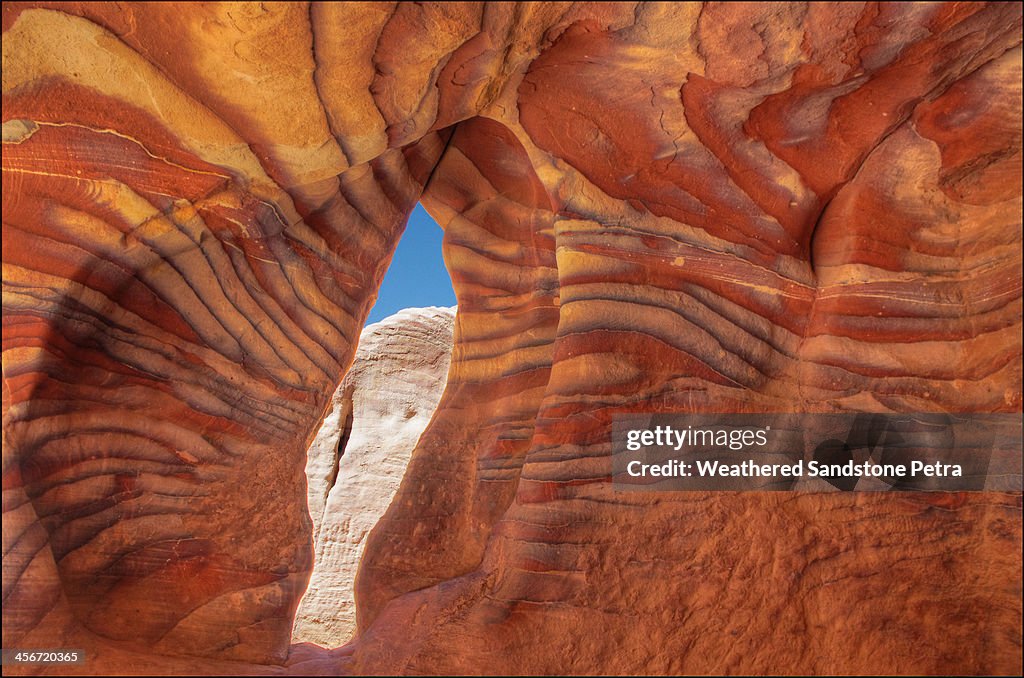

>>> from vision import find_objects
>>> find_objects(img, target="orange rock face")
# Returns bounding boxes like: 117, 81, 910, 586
2, 2, 1021, 675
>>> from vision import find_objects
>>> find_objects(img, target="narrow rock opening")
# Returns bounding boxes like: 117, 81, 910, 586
291, 203, 456, 647
324, 384, 355, 501
364, 203, 457, 325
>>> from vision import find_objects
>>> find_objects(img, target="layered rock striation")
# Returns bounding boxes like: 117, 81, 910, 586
2, 2, 1021, 675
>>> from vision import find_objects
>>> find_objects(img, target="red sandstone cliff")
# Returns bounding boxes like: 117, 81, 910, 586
2, 2, 1021, 675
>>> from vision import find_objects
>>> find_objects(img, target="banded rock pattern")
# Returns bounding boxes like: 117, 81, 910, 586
2, 2, 1021, 676
2, 2, 454, 666
294, 306, 455, 647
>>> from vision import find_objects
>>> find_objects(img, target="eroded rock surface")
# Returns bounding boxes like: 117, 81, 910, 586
294, 306, 454, 647
2, 2, 1021, 675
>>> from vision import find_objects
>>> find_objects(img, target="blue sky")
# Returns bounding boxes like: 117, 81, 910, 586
365, 203, 457, 325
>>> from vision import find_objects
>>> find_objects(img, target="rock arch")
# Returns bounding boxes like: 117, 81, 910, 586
2, 2, 1021, 674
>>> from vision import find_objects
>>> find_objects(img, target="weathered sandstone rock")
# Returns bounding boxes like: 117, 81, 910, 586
2, 2, 1020, 675
293, 306, 455, 647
